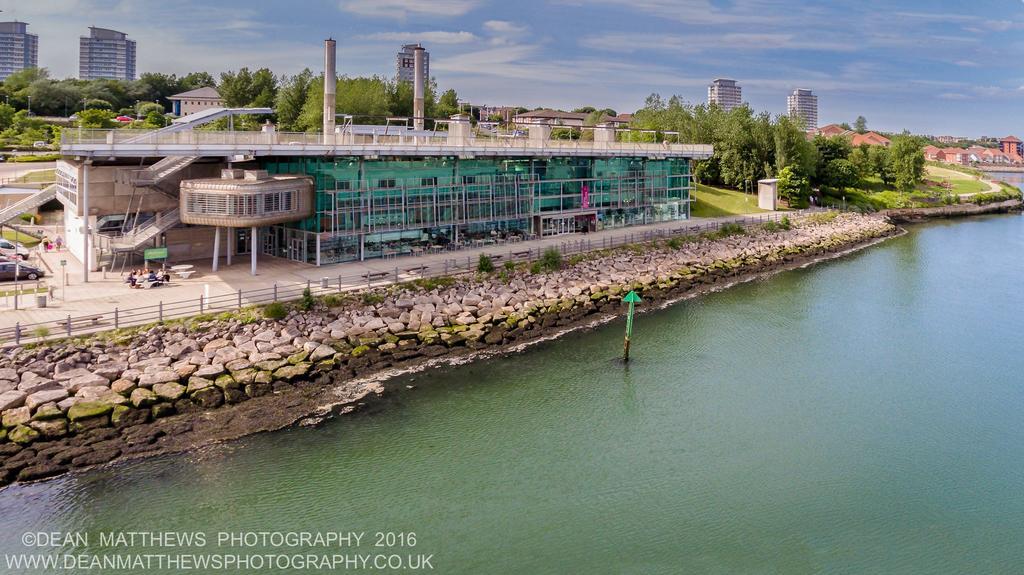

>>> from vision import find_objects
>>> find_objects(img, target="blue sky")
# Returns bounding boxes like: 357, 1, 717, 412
8, 0, 1024, 136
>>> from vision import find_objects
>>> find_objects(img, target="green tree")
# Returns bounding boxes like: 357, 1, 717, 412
0, 102, 15, 130
825, 158, 859, 189
887, 135, 925, 193
181, 72, 216, 90
854, 115, 867, 133
83, 98, 112, 111
849, 145, 873, 179
137, 102, 164, 117
869, 146, 893, 185
776, 165, 810, 207
76, 109, 116, 128
218, 67, 277, 107
436, 88, 459, 118
274, 69, 314, 131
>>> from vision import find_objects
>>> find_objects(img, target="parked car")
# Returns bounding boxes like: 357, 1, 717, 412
0, 262, 43, 281
0, 239, 29, 260
32, 141, 48, 149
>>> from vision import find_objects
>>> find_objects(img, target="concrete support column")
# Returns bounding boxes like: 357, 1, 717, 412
82, 161, 90, 283
250, 226, 258, 276
226, 230, 232, 266
212, 226, 220, 272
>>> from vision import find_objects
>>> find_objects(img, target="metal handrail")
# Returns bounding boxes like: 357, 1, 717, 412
3, 209, 824, 345
61, 129, 714, 157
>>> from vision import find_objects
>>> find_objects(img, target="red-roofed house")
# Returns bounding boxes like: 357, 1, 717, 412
923, 145, 942, 161
850, 132, 891, 147
816, 124, 851, 138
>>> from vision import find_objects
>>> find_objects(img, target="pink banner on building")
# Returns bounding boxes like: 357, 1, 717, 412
581, 183, 590, 208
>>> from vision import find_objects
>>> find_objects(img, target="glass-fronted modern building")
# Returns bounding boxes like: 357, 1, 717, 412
256, 155, 691, 264
56, 113, 712, 274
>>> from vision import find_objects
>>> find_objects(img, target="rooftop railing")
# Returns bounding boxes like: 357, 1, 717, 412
60, 129, 714, 158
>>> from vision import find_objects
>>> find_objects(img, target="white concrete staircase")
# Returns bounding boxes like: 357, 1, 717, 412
109, 208, 180, 251
0, 185, 57, 224
130, 156, 199, 186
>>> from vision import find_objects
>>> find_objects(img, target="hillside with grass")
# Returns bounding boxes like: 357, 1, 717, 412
691, 184, 768, 217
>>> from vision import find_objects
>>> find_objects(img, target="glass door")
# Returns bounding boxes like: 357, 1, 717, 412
236, 229, 251, 255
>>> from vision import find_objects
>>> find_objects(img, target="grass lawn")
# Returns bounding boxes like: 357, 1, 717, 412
692, 183, 768, 217
922, 165, 989, 195
1, 230, 40, 247
14, 169, 56, 183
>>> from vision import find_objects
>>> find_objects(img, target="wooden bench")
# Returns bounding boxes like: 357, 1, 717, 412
362, 271, 390, 281
54, 314, 103, 330
488, 253, 503, 261
511, 250, 531, 258
405, 265, 429, 274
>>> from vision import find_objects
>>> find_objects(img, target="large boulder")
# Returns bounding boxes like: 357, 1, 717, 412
68, 401, 114, 421
2, 406, 31, 428
152, 382, 186, 402
194, 364, 225, 379
64, 372, 110, 393
190, 387, 223, 408
26, 389, 69, 411
8, 424, 39, 444
130, 388, 157, 408
28, 418, 67, 438
310, 344, 335, 363
137, 371, 179, 388
111, 405, 149, 429
0, 390, 26, 411
273, 363, 310, 382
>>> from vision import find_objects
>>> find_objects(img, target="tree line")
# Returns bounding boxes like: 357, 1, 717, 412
630, 94, 925, 207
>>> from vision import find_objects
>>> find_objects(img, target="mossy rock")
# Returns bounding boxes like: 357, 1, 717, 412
151, 402, 176, 419
29, 418, 67, 438
190, 387, 223, 409
186, 376, 214, 394
315, 359, 335, 372
215, 374, 239, 390
287, 351, 309, 365
358, 336, 381, 347
273, 363, 310, 382
253, 370, 273, 385
130, 388, 157, 408
350, 345, 371, 357
32, 404, 64, 421
382, 333, 400, 344
245, 383, 271, 398
9, 424, 39, 444
71, 415, 110, 433
0, 427, 6, 442
231, 368, 257, 385
254, 359, 287, 372
110, 405, 149, 429
68, 401, 115, 422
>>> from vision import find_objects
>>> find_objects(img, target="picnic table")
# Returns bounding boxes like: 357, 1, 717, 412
170, 264, 196, 279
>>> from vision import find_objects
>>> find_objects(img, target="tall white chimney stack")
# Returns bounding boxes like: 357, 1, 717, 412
323, 38, 337, 140
413, 45, 425, 131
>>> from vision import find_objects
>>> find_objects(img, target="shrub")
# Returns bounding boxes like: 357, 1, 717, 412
503, 261, 516, 272
263, 302, 287, 320
32, 326, 50, 341
361, 292, 384, 306
299, 287, 316, 311
540, 247, 562, 271
409, 276, 456, 291
529, 261, 543, 274
477, 254, 495, 273
780, 216, 792, 230
762, 221, 780, 232
666, 237, 683, 250
18, 213, 34, 224
321, 293, 348, 308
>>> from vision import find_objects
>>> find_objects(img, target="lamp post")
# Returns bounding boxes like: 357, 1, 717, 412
26, 95, 31, 116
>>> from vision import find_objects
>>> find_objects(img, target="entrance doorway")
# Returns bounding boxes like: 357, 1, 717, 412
287, 237, 304, 262
236, 229, 251, 255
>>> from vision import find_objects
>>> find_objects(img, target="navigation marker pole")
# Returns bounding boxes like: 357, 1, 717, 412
622, 290, 641, 362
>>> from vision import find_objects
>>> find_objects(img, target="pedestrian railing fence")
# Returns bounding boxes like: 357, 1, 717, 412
4, 210, 822, 345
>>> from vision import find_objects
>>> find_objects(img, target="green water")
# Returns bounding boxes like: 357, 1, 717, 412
3, 215, 1024, 574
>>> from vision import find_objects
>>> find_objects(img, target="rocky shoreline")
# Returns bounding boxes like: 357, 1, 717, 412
0, 212, 898, 486
883, 198, 1022, 222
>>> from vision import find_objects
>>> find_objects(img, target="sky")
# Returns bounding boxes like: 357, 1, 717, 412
5, 0, 1024, 136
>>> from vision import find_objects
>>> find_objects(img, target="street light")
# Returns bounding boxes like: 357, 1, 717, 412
26, 95, 31, 116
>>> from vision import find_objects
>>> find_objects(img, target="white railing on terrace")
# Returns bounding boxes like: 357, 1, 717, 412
61, 129, 713, 157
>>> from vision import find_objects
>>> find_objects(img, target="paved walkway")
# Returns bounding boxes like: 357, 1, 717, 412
0, 210, 786, 334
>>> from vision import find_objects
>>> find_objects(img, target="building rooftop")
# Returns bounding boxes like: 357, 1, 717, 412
1000, 135, 1021, 142
169, 87, 222, 100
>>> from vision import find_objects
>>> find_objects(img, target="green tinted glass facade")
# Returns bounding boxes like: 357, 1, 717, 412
261, 155, 691, 263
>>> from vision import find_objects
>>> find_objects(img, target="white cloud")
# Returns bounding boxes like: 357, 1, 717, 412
338, 0, 481, 19
483, 20, 527, 35
357, 31, 479, 44
579, 32, 856, 54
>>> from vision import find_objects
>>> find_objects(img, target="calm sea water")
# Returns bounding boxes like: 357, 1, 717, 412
2, 214, 1024, 574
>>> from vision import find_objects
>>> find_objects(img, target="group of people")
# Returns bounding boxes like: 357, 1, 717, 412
126, 268, 171, 288
37, 235, 63, 253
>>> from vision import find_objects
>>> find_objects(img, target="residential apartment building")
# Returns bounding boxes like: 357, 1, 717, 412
999, 135, 1022, 162
707, 79, 742, 111
0, 21, 38, 81
396, 43, 428, 84
79, 27, 136, 81
787, 88, 818, 130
